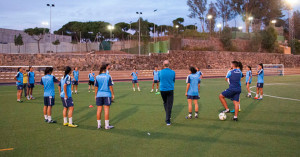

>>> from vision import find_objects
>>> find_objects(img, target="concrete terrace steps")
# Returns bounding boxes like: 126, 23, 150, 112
1, 68, 300, 84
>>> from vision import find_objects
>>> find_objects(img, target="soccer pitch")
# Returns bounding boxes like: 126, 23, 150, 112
1, 75, 300, 157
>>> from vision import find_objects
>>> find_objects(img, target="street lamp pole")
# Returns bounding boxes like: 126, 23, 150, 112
207, 15, 213, 38
108, 25, 114, 51
153, 9, 157, 43
136, 12, 142, 56
47, 4, 55, 53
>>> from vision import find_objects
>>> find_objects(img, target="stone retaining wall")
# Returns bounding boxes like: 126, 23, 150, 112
0, 51, 299, 71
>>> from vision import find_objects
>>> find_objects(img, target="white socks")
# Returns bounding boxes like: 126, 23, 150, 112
256, 94, 259, 97
48, 116, 52, 121
44, 115, 48, 119
133, 88, 135, 91
238, 104, 241, 109
69, 117, 73, 124
248, 93, 251, 95
64, 117, 68, 123
156, 89, 158, 92
138, 87, 140, 91
105, 120, 109, 127
260, 95, 263, 99
151, 89, 153, 92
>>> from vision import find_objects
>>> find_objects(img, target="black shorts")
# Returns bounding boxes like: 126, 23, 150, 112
61, 97, 74, 108
153, 80, 159, 83
44, 96, 55, 106
187, 95, 200, 100
88, 80, 94, 85
28, 83, 35, 88
96, 97, 112, 106
132, 80, 138, 83
257, 83, 264, 88
72, 81, 78, 85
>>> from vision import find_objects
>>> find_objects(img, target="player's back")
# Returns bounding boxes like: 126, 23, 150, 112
186, 74, 200, 96
41, 74, 56, 97
227, 69, 242, 91
96, 74, 112, 97
159, 68, 175, 91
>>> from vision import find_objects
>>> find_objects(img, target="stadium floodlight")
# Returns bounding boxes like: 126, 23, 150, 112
207, 15, 213, 19
175, 25, 179, 28
238, 26, 243, 31
136, 11, 142, 56
286, 0, 298, 5
46, 3, 55, 53
41, 22, 49, 27
271, 20, 277, 24
248, 17, 254, 21
217, 24, 222, 28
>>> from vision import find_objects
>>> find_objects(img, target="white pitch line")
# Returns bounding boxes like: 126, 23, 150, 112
250, 83, 300, 102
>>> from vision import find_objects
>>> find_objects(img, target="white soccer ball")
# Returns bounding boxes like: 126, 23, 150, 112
219, 113, 227, 121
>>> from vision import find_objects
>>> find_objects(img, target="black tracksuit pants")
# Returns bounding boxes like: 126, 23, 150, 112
160, 90, 174, 123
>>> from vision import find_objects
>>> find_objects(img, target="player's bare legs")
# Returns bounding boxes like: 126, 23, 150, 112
246, 83, 251, 94
63, 107, 68, 125
43, 106, 47, 121
219, 94, 229, 112
233, 100, 239, 118
96, 106, 103, 129
137, 83, 140, 91
156, 82, 159, 92
72, 84, 74, 93
194, 99, 199, 116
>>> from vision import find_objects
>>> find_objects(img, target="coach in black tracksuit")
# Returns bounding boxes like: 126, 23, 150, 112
158, 60, 176, 126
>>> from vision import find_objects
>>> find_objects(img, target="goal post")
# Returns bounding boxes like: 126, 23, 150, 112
263, 64, 284, 76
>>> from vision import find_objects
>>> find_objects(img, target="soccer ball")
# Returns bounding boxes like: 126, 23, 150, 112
219, 113, 227, 120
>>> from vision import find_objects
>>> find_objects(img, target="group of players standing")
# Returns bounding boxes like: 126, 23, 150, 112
13, 61, 264, 129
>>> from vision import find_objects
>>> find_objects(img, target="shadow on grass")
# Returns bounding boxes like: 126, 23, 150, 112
111, 106, 139, 125
107, 128, 255, 146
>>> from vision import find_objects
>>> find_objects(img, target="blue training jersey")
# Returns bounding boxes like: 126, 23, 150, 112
246, 70, 252, 83
226, 69, 242, 91
89, 73, 95, 81
186, 73, 200, 96
196, 71, 203, 80
59, 74, 72, 98
95, 73, 113, 97
257, 69, 264, 83
159, 68, 176, 91
153, 70, 159, 81
40, 74, 58, 97
73, 70, 79, 81
15, 72, 23, 86
131, 72, 138, 80
28, 71, 35, 84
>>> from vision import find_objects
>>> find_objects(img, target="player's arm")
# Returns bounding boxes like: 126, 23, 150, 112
63, 84, 68, 99
110, 86, 114, 100
185, 83, 190, 96
94, 80, 98, 101
53, 76, 59, 83
14, 73, 20, 82
185, 76, 190, 96
108, 77, 114, 100
58, 82, 61, 93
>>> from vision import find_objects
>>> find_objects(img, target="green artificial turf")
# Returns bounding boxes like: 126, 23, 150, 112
0, 75, 300, 157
